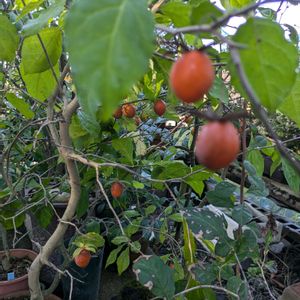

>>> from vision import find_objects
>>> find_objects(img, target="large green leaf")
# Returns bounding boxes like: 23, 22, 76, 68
0, 14, 20, 62
21, 27, 62, 74
22, 0, 66, 36
65, 0, 155, 120
112, 137, 134, 165
161, 0, 191, 27
133, 255, 175, 300
20, 62, 59, 101
183, 207, 234, 257
190, 0, 223, 25
206, 181, 236, 208
231, 18, 298, 111
5, 93, 34, 119
184, 169, 211, 197
279, 73, 300, 127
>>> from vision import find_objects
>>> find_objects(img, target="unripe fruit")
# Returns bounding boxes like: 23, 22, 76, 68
113, 107, 123, 119
74, 249, 91, 268
195, 121, 240, 170
111, 182, 124, 198
122, 104, 136, 118
153, 99, 166, 116
170, 51, 215, 103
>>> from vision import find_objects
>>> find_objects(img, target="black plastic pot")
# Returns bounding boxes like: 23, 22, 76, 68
61, 248, 104, 300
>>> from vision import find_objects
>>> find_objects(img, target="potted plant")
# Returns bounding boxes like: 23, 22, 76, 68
0, 223, 38, 298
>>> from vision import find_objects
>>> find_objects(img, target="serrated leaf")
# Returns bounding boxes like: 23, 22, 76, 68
22, 0, 65, 36
133, 255, 175, 299
112, 138, 134, 164
0, 14, 20, 62
279, 73, 300, 128
231, 18, 298, 111
117, 247, 130, 275
21, 27, 62, 74
20, 62, 59, 101
65, 0, 155, 120
5, 93, 34, 119
105, 245, 123, 268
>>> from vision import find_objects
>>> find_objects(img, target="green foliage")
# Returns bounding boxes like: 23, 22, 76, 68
65, 0, 155, 120
21, 27, 62, 74
0, 14, 19, 62
183, 207, 234, 256
133, 255, 175, 299
22, 0, 65, 36
206, 181, 237, 208
231, 18, 298, 111
280, 73, 300, 128
5, 93, 35, 119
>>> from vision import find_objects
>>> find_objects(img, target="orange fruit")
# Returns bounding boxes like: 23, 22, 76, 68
170, 51, 215, 103
153, 99, 166, 116
122, 104, 136, 118
111, 182, 124, 198
74, 249, 91, 268
195, 121, 240, 170
113, 107, 123, 119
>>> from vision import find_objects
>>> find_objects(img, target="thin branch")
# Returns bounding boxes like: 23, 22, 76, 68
95, 167, 125, 235
173, 284, 240, 299
155, 0, 290, 35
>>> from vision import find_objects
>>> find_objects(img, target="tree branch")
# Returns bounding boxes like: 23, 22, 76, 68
229, 46, 300, 175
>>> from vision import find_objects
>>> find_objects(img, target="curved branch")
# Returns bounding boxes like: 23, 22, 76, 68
28, 98, 80, 300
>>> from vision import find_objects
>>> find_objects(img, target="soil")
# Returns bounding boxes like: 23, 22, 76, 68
0, 256, 31, 280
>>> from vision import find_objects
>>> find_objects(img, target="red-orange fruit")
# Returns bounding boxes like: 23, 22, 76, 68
195, 121, 240, 170
74, 249, 91, 268
113, 107, 123, 119
170, 51, 215, 103
111, 182, 124, 198
153, 99, 166, 116
122, 104, 136, 118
